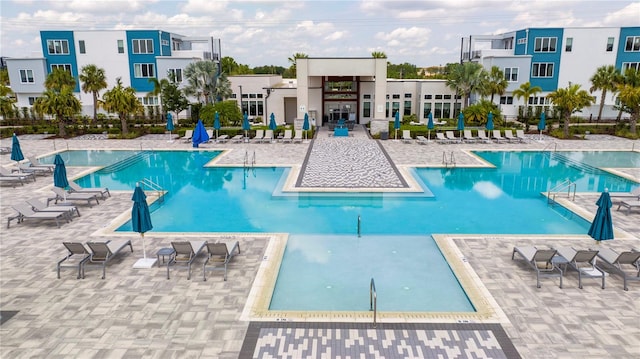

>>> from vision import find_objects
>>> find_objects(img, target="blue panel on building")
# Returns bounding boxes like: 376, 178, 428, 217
616, 27, 640, 71
126, 30, 162, 92
40, 30, 79, 92
514, 29, 528, 56
526, 28, 563, 92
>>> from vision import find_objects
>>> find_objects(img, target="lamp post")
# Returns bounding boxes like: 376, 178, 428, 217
238, 85, 243, 115
264, 87, 273, 126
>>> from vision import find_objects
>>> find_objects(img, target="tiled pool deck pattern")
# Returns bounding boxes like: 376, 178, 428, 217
0, 130, 639, 358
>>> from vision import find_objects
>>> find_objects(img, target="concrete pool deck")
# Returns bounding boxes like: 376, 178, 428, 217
0, 129, 639, 358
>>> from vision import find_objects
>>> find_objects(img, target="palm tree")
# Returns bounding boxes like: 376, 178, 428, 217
486, 66, 508, 103
79, 64, 107, 123
547, 84, 595, 138
615, 68, 640, 135
287, 53, 308, 78
445, 62, 484, 110
183, 60, 218, 104
512, 81, 542, 130
0, 71, 16, 119
34, 68, 80, 137
213, 72, 233, 100
102, 78, 142, 135
589, 65, 621, 121
371, 51, 387, 58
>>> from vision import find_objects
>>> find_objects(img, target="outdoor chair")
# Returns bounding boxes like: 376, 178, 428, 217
515, 130, 528, 142
493, 130, 507, 143
252, 129, 264, 142
0, 167, 36, 182
230, 134, 244, 143
18, 162, 51, 176
477, 130, 492, 143
463, 130, 478, 143
617, 199, 640, 215
167, 240, 207, 280
445, 131, 458, 142
594, 248, 640, 290
435, 132, 451, 144
181, 129, 193, 142
51, 186, 100, 207
503, 129, 519, 143
293, 131, 303, 143
512, 246, 563, 288
8, 203, 70, 228
69, 182, 110, 198
85, 239, 133, 279
554, 247, 605, 289
0, 176, 26, 187
261, 130, 274, 143
282, 129, 293, 143
26, 197, 80, 219
609, 187, 640, 201
416, 135, 428, 145
401, 130, 413, 143
27, 156, 55, 171
216, 134, 229, 143
58, 242, 91, 279
202, 241, 241, 281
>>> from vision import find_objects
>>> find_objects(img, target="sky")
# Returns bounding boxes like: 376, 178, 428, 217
1, 0, 638, 68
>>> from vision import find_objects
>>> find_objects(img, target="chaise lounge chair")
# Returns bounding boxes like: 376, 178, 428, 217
181, 129, 193, 143
58, 242, 91, 279
554, 247, 605, 289
261, 130, 274, 143
609, 187, 640, 201
252, 129, 264, 143
281, 129, 293, 143
435, 132, 451, 144
463, 130, 478, 143
18, 162, 51, 176
51, 186, 100, 207
69, 182, 110, 198
0, 166, 36, 182
202, 241, 241, 281
477, 130, 492, 143
512, 246, 563, 288
416, 135, 428, 145
26, 197, 80, 219
230, 134, 244, 143
167, 240, 207, 280
493, 130, 507, 143
28, 156, 55, 171
85, 239, 133, 279
594, 248, 640, 290
292, 131, 303, 143
8, 203, 70, 228
445, 130, 458, 143
401, 130, 413, 143
503, 129, 519, 143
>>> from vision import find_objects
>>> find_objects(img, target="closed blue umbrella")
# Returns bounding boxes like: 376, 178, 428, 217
242, 112, 250, 140
588, 191, 614, 242
269, 113, 277, 131
192, 119, 209, 148
214, 112, 221, 140
53, 154, 69, 189
303, 113, 310, 140
166, 113, 174, 142
11, 133, 24, 169
538, 112, 546, 140
486, 112, 494, 139
131, 184, 154, 267
394, 111, 400, 140
427, 112, 434, 141
457, 112, 465, 141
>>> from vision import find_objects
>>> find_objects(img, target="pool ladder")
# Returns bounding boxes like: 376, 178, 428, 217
244, 150, 256, 168
370, 278, 377, 328
547, 179, 576, 205
443, 151, 456, 167
139, 178, 166, 203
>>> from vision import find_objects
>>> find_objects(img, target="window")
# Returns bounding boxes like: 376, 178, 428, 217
138, 96, 158, 106
385, 102, 389, 117
19, 69, 34, 83
117, 40, 124, 54
422, 103, 431, 119
500, 96, 514, 105
51, 64, 72, 73
532, 63, 554, 78
517, 37, 527, 45
132, 39, 154, 54
504, 67, 518, 82
404, 100, 411, 116
565, 38, 572, 52
434, 103, 442, 118
363, 94, 371, 99
435, 94, 443, 99
443, 95, 452, 100
47, 40, 69, 54
424, 94, 432, 99
78, 40, 86, 54
534, 37, 557, 52
363, 102, 371, 117
28, 97, 40, 105
392, 94, 400, 99
623, 62, 640, 72
392, 102, 400, 117
161, 39, 169, 46
625, 36, 640, 52
168, 69, 183, 82
134, 63, 155, 78
607, 37, 615, 52
442, 103, 451, 119
404, 93, 412, 98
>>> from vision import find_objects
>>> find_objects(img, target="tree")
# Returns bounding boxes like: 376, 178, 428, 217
79, 64, 107, 123
213, 72, 233, 101
463, 100, 501, 126
149, 75, 190, 120
221, 56, 239, 75
615, 68, 640, 135
183, 60, 218, 104
513, 81, 542, 130
445, 62, 484, 109
486, 66, 508, 103
0, 81, 16, 119
547, 84, 595, 138
33, 69, 81, 137
388, 62, 421, 79
200, 100, 242, 127
589, 65, 621, 121
102, 77, 142, 135
286, 53, 308, 78
371, 51, 387, 58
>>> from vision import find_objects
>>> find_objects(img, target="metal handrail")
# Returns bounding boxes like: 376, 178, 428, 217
139, 178, 165, 202
370, 278, 377, 328
547, 179, 576, 204
442, 151, 456, 167
542, 142, 558, 152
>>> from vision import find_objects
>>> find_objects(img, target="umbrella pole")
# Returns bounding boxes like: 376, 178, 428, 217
141, 233, 147, 259
428, 130, 430, 142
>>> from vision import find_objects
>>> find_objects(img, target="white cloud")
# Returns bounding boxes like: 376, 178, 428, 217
375, 27, 431, 48
180, 0, 229, 14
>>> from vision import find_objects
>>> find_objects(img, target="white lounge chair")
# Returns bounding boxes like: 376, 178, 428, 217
595, 248, 640, 290
18, 162, 51, 176
28, 156, 55, 171
69, 182, 110, 198
401, 130, 413, 143
8, 203, 70, 228
27, 197, 80, 219
51, 186, 100, 207
206, 129, 214, 141
202, 241, 241, 281
181, 129, 193, 142
477, 130, 492, 143
167, 240, 208, 280
503, 129, 519, 143
435, 132, 451, 144
463, 130, 478, 143
493, 130, 507, 143
293, 131, 303, 143
261, 130, 274, 143
416, 135, 428, 145
252, 129, 264, 143
0, 166, 36, 182
230, 134, 244, 143
609, 187, 640, 201
554, 247, 605, 289
512, 246, 563, 288
515, 130, 528, 142
216, 134, 229, 143
281, 129, 293, 143
445, 131, 458, 142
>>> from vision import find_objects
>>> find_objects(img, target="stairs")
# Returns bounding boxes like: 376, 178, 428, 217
97, 151, 153, 174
